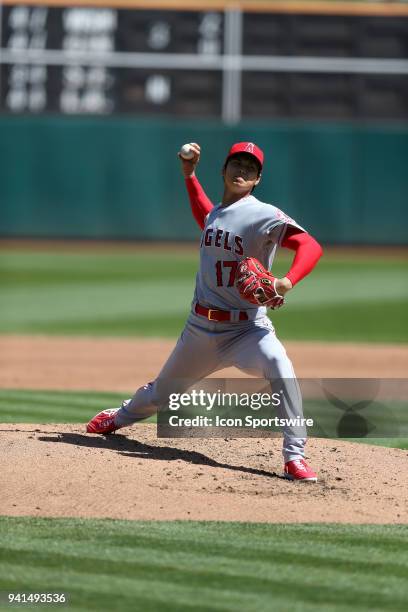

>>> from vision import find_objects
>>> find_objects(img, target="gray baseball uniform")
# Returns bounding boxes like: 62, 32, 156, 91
115, 194, 307, 461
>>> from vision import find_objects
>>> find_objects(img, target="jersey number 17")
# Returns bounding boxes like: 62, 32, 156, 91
215, 260, 238, 287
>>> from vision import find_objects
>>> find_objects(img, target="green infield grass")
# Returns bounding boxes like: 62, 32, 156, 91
0, 389, 154, 425
0, 389, 406, 450
1, 517, 408, 611
346, 437, 408, 450
0, 248, 407, 342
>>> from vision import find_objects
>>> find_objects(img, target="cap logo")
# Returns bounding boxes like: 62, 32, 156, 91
245, 143, 255, 153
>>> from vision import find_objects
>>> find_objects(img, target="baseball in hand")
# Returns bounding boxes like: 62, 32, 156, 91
179, 144, 194, 160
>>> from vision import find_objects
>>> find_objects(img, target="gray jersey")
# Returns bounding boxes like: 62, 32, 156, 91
193, 194, 304, 313
112, 194, 311, 465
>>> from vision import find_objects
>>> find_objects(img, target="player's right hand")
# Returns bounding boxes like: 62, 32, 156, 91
178, 142, 201, 178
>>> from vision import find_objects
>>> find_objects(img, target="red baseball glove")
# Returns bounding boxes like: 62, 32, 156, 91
236, 257, 285, 310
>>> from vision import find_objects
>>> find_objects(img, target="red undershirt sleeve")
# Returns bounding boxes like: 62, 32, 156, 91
281, 227, 323, 286
185, 175, 214, 230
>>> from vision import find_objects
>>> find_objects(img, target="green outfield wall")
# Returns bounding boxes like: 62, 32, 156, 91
0, 116, 406, 244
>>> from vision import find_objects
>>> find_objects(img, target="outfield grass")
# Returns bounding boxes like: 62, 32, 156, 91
0, 249, 407, 342
0, 389, 406, 450
1, 517, 408, 612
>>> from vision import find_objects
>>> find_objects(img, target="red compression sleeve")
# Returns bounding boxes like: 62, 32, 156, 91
281, 227, 323, 286
185, 175, 214, 230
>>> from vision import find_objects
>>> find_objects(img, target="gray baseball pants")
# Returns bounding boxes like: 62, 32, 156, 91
115, 310, 306, 462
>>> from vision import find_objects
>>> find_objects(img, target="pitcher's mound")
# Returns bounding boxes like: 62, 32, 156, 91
2, 424, 407, 523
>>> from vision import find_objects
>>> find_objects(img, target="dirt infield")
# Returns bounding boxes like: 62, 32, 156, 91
2, 423, 407, 523
1, 335, 407, 523
1, 335, 407, 391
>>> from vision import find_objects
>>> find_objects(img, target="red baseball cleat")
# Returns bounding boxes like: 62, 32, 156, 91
86, 408, 120, 435
284, 458, 318, 482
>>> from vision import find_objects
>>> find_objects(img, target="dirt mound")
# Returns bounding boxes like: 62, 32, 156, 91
2, 424, 407, 524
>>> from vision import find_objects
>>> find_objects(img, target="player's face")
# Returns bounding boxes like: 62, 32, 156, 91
223, 154, 261, 195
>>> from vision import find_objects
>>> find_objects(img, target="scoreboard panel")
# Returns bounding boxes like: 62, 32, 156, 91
0, 2, 407, 120
0, 6, 224, 115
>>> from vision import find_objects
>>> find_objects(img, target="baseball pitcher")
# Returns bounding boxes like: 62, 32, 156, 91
86, 142, 323, 481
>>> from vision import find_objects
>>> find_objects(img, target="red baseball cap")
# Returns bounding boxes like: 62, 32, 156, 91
225, 142, 264, 170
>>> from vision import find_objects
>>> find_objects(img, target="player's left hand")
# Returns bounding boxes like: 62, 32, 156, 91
236, 257, 287, 309
274, 277, 293, 297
